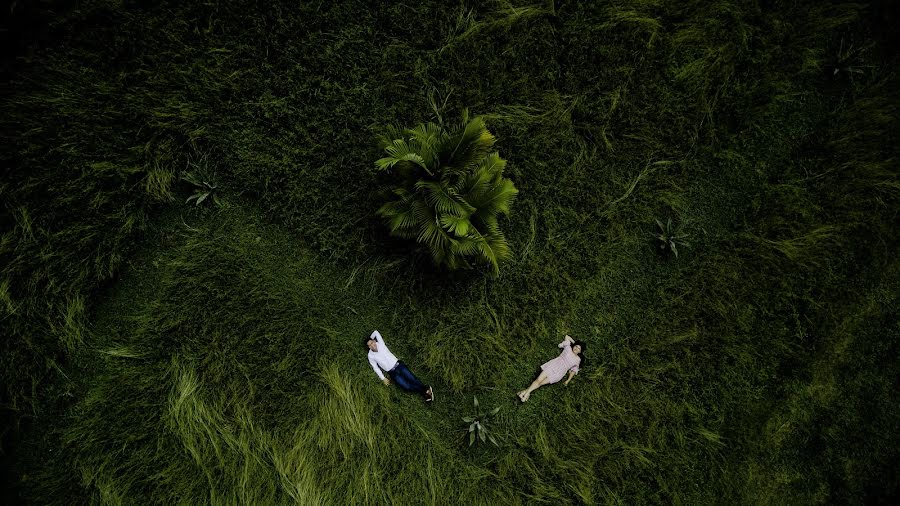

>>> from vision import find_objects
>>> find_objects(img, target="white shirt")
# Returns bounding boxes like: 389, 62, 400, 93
367, 330, 399, 381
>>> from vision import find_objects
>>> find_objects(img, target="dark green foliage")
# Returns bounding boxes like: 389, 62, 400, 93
375, 113, 518, 274
1, 0, 898, 504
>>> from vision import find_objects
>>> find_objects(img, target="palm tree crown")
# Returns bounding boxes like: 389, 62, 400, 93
375, 111, 519, 274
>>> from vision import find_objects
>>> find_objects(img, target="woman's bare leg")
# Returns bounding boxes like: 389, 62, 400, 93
517, 371, 549, 402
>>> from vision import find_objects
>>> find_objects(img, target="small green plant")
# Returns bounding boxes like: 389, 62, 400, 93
182, 172, 222, 207
653, 217, 689, 257
462, 396, 500, 446
827, 37, 874, 81
374, 110, 519, 275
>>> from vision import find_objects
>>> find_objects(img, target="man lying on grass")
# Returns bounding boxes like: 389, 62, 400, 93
366, 330, 434, 402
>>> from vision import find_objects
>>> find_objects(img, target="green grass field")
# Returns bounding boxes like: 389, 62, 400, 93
2, 0, 898, 503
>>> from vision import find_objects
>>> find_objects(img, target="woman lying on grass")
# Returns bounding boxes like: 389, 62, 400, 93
517, 335, 585, 402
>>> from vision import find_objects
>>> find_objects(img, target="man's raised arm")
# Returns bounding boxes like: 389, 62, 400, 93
368, 354, 386, 381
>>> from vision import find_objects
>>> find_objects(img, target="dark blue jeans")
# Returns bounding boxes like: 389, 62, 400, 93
388, 362, 428, 395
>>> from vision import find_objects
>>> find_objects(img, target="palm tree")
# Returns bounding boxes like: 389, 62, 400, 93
375, 111, 519, 275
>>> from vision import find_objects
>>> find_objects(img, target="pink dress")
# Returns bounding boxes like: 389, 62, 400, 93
540, 338, 581, 383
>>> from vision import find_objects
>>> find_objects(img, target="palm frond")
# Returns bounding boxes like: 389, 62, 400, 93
472, 213, 500, 235
451, 236, 482, 256
392, 228, 419, 240
440, 115, 496, 173
392, 187, 415, 201
439, 214, 472, 237
375, 139, 429, 173
406, 123, 443, 168
458, 152, 505, 199
377, 200, 417, 234
376, 124, 406, 150
476, 230, 512, 276
443, 250, 471, 270
415, 181, 475, 217
411, 200, 456, 260
468, 178, 518, 215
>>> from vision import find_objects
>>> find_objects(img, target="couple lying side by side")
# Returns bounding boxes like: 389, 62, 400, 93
365, 331, 586, 403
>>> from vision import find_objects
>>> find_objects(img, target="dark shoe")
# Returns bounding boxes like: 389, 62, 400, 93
425, 387, 434, 402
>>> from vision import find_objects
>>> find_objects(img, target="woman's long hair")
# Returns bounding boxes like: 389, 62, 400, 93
572, 340, 587, 370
